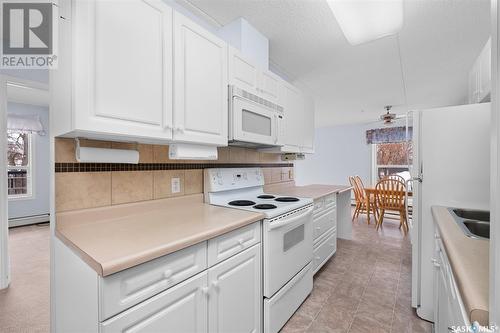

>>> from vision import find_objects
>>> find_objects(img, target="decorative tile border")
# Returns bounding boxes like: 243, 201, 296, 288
54, 163, 293, 173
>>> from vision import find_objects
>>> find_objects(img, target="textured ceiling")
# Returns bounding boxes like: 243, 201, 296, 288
176, 0, 490, 127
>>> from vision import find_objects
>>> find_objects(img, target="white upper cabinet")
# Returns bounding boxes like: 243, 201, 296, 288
301, 95, 315, 153
259, 71, 280, 102
468, 38, 491, 104
479, 38, 491, 101
173, 12, 228, 146
70, 0, 173, 141
228, 47, 260, 95
229, 48, 283, 105
283, 84, 302, 151
52, 0, 230, 147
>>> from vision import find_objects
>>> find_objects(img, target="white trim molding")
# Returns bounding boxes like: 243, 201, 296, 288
0, 75, 11, 290
491, 0, 500, 327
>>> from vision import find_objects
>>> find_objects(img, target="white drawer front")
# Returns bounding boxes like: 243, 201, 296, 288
313, 228, 337, 274
100, 241, 207, 320
313, 209, 336, 241
313, 198, 324, 216
264, 262, 313, 333
100, 271, 208, 333
324, 194, 337, 209
208, 222, 261, 266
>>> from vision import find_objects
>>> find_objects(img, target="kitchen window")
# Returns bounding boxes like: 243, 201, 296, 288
7, 130, 33, 199
372, 141, 413, 181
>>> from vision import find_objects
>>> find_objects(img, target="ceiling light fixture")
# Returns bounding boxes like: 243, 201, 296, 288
327, 0, 404, 46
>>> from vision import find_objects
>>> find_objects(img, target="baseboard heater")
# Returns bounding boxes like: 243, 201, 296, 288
9, 214, 50, 228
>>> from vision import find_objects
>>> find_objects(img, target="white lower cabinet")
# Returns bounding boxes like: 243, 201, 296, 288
208, 244, 261, 333
55, 222, 262, 333
433, 230, 470, 331
311, 194, 337, 274
100, 271, 209, 333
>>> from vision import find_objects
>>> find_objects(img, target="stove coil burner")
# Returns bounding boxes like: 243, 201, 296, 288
253, 204, 277, 210
275, 197, 300, 202
229, 200, 256, 207
257, 195, 275, 199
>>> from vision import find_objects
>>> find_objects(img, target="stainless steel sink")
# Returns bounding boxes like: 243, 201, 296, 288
448, 208, 490, 240
451, 208, 490, 222
463, 220, 490, 239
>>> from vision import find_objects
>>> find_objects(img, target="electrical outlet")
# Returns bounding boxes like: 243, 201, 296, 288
171, 177, 181, 193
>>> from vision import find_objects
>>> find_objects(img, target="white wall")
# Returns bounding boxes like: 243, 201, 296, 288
7, 102, 50, 219
294, 123, 373, 187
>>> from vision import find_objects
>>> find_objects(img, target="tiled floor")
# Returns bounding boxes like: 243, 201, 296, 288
0, 223, 50, 333
280, 214, 433, 333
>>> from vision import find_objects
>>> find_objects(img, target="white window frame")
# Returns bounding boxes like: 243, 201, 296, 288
7, 130, 35, 201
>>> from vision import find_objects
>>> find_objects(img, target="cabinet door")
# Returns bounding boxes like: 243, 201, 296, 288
301, 95, 315, 153
173, 12, 228, 146
282, 84, 302, 152
208, 244, 261, 333
259, 71, 279, 102
479, 38, 491, 101
74, 0, 173, 139
101, 271, 208, 333
228, 47, 259, 95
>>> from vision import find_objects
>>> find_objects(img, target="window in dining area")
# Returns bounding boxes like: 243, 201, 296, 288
7, 130, 33, 198
373, 141, 413, 181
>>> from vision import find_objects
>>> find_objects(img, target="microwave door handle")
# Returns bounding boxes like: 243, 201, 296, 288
274, 114, 279, 143
268, 206, 313, 231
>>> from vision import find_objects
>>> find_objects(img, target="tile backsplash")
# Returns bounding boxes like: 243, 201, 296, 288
55, 138, 293, 212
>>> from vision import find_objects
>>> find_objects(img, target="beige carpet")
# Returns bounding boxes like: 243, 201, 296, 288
0, 224, 50, 333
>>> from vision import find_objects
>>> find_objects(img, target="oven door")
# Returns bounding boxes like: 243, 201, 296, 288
263, 205, 313, 297
232, 96, 279, 146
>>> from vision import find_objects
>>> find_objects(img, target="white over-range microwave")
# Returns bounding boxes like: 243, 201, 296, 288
228, 85, 285, 147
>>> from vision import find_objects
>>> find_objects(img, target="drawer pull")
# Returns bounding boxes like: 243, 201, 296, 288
163, 269, 173, 279
315, 256, 321, 260
212, 280, 219, 290
431, 258, 440, 268
315, 227, 321, 231
330, 243, 335, 247
238, 239, 245, 246
201, 286, 210, 296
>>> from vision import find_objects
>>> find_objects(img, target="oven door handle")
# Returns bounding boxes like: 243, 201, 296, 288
268, 206, 313, 231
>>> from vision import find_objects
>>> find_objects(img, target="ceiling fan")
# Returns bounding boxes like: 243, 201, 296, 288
377, 105, 406, 125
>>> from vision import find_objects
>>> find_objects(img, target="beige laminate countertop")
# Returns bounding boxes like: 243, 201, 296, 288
265, 183, 352, 200
432, 206, 489, 326
56, 194, 264, 277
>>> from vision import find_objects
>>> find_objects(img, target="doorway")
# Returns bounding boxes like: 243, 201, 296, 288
0, 74, 50, 332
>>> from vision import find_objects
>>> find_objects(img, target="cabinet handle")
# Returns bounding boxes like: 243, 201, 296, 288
163, 269, 173, 279
238, 239, 245, 246
315, 256, 321, 260
201, 286, 210, 296
315, 227, 321, 231
431, 258, 440, 267
174, 126, 184, 133
330, 243, 335, 247
212, 280, 219, 290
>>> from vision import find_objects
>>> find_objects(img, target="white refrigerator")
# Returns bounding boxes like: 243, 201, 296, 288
409, 103, 491, 322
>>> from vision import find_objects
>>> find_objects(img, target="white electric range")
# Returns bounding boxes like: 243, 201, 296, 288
204, 168, 314, 333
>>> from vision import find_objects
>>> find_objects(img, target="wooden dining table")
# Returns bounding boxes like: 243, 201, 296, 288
363, 187, 413, 225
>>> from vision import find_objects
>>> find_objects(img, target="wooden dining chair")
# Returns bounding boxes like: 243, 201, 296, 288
349, 176, 362, 221
375, 178, 408, 233
349, 176, 377, 223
